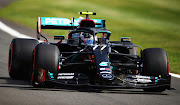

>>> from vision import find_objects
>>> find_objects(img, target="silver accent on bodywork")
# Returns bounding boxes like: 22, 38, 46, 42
101, 45, 107, 51
93, 45, 98, 50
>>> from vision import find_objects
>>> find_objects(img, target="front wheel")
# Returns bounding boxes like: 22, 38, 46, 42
142, 48, 170, 92
31, 44, 60, 88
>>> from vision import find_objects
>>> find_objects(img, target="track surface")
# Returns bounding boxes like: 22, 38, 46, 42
0, 1, 180, 105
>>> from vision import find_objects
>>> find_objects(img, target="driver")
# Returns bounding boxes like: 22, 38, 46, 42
81, 32, 97, 44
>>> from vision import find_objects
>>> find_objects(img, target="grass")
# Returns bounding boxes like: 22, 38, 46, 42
0, 0, 179, 74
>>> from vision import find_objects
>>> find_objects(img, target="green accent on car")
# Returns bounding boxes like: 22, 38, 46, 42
49, 73, 55, 80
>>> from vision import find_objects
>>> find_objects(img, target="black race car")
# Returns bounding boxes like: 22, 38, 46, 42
8, 12, 172, 92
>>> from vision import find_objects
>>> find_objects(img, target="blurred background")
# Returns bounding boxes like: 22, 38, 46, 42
0, 0, 179, 74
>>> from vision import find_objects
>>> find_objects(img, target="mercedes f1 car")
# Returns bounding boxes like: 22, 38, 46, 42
8, 12, 172, 92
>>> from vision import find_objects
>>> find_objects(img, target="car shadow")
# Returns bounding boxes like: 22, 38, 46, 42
0, 76, 168, 95
0, 76, 31, 89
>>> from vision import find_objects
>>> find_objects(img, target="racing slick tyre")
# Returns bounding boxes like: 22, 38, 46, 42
8, 38, 38, 79
31, 44, 59, 88
142, 48, 169, 92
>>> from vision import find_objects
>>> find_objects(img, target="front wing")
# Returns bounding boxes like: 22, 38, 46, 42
44, 72, 171, 89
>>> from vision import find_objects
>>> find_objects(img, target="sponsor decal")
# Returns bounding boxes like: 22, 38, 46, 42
126, 75, 152, 83
44, 18, 79, 26
100, 71, 111, 74
101, 74, 113, 79
57, 73, 74, 79
132, 75, 151, 79
41, 17, 78, 26
57, 76, 74, 79
100, 68, 111, 71
58, 73, 74, 76
99, 62, 108, 66
125, 78, 152, 83
41, 17, 104, 28
133, 79, 152, 83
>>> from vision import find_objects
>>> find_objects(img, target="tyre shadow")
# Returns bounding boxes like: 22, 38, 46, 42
0, 76, 168, 95
0, 76, 31, 89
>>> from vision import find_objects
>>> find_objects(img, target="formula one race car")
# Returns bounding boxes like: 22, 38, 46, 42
8, 12, 172, 92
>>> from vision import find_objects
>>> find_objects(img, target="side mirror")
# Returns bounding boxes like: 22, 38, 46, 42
54, 35, 65, 40
121, 37, 131, 42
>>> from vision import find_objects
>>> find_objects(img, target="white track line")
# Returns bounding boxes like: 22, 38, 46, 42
0, 21, 180, 79
0, 21, 33, 39
169, 73, 180, 79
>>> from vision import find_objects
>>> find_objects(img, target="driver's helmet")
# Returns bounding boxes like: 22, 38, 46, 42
72, 33, 80, 38
81, 32, 94, 44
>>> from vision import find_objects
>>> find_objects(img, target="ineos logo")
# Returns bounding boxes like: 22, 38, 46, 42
102, 74, 112, 78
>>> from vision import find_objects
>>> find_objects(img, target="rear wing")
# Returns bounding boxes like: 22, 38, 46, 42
37, 17, 106, 40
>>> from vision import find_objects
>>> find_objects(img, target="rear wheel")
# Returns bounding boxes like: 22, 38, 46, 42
142, 48, 169, 92
8, 38, 38, 79
31, 44, 60, 88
